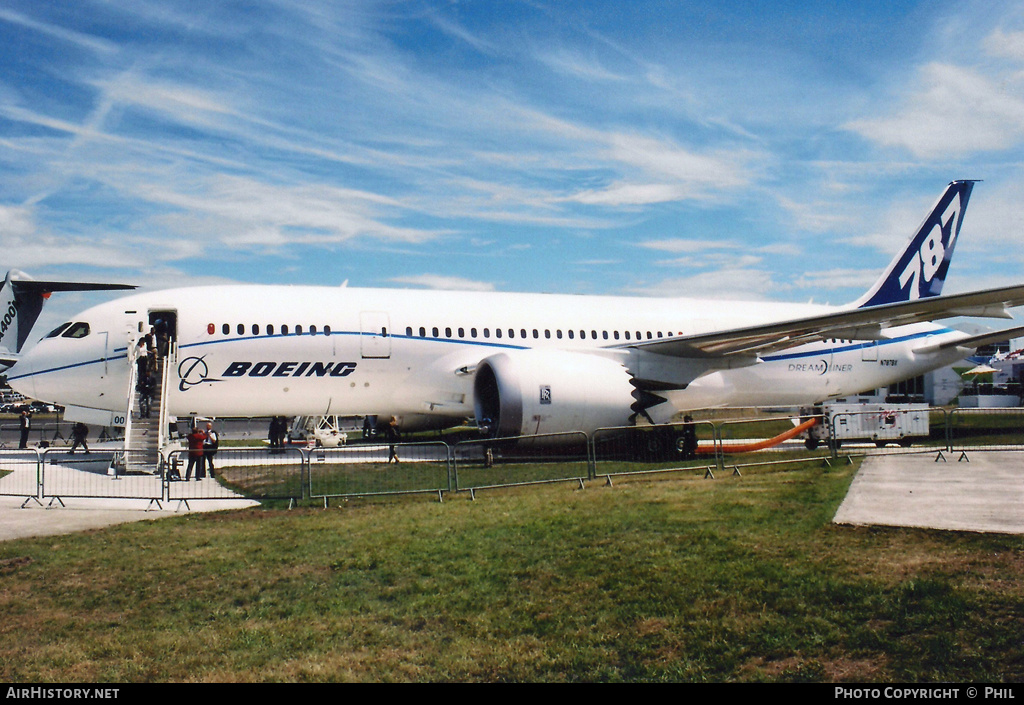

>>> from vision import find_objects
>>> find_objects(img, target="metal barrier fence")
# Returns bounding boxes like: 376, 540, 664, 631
166, 446, 307, 501
592, 420, 719, 481
0, 449, 44, 503
308, 441, 452, 502
453, 432, 590, 495
8, 407, 1024, 506
715, 413, 830, 475
948, 407, 1024, 459
40, 448, 164, 501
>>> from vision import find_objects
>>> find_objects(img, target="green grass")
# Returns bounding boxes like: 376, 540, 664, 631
1, 460, 1022, 682
309, 461, 452, 496
947, 411, 1024, 447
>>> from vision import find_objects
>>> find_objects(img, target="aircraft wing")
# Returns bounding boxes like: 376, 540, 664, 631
624, 283, 1024, 360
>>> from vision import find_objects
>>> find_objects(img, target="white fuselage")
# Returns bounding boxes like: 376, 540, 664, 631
7, 285, 969, 432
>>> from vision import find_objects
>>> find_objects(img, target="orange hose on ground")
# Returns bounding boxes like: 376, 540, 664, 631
695, 417, 819, 454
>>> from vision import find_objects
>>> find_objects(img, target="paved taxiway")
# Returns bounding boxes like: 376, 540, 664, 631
833, 450, 1024, 534
0, 496, 258, 542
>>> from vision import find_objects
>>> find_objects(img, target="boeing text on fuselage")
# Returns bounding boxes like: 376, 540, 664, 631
220, 361, 358, 379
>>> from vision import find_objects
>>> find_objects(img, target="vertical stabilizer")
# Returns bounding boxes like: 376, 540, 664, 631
0, 270, 35, 360
0, 271, 18, 360
854, 180, 976, 308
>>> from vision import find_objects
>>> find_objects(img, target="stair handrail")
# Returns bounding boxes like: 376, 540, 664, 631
157, 343, 174, 450
123, 341, 137, 449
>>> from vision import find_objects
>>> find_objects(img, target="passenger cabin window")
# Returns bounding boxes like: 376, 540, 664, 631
62, 322, 91, 339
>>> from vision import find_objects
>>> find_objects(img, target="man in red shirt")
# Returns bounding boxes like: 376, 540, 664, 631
185, 424, 207, 481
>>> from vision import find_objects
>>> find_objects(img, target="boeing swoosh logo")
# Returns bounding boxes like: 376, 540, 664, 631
178, 356, 221, 392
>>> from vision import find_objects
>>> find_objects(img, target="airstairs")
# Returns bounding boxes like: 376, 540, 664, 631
122, 349, 171, 474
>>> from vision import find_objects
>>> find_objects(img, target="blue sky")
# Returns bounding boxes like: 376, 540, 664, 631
2, 0, 1024, 333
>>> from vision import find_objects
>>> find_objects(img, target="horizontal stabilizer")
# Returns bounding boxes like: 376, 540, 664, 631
913, 326, 1024, 356
7, 273, 136, 294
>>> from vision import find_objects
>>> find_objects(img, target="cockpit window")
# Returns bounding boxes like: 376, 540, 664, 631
62, 322, 91, 339
46, 323, 73, 339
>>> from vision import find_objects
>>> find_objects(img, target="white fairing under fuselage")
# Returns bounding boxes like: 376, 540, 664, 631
7, 284, 972, 434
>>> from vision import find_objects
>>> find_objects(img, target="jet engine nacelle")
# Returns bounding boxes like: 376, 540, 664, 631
472, 350, 636, 438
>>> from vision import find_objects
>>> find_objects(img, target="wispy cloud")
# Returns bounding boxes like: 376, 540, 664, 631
0, 7, 118, 55
640, 238, 741, 253
1, 0, 1022, 313
389, 274, 496, 291
845, 27, 1024, 159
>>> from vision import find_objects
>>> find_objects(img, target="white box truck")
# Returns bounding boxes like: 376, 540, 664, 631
802, 403, 930, 449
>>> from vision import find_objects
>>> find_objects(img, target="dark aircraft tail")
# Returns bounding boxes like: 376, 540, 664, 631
0, 270, 135, 367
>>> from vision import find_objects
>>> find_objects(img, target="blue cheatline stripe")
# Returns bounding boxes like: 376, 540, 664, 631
761, 328, 954, 363
7, 352, 129, 381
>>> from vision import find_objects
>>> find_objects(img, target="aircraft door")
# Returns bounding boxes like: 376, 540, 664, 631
100, 331, 109, 377
861, 341, 878, 362
360, 311, 391, 359
149, 310, 178, 359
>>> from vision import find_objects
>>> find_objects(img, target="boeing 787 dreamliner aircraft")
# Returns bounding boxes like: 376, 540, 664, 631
8, 181, 1024, 439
